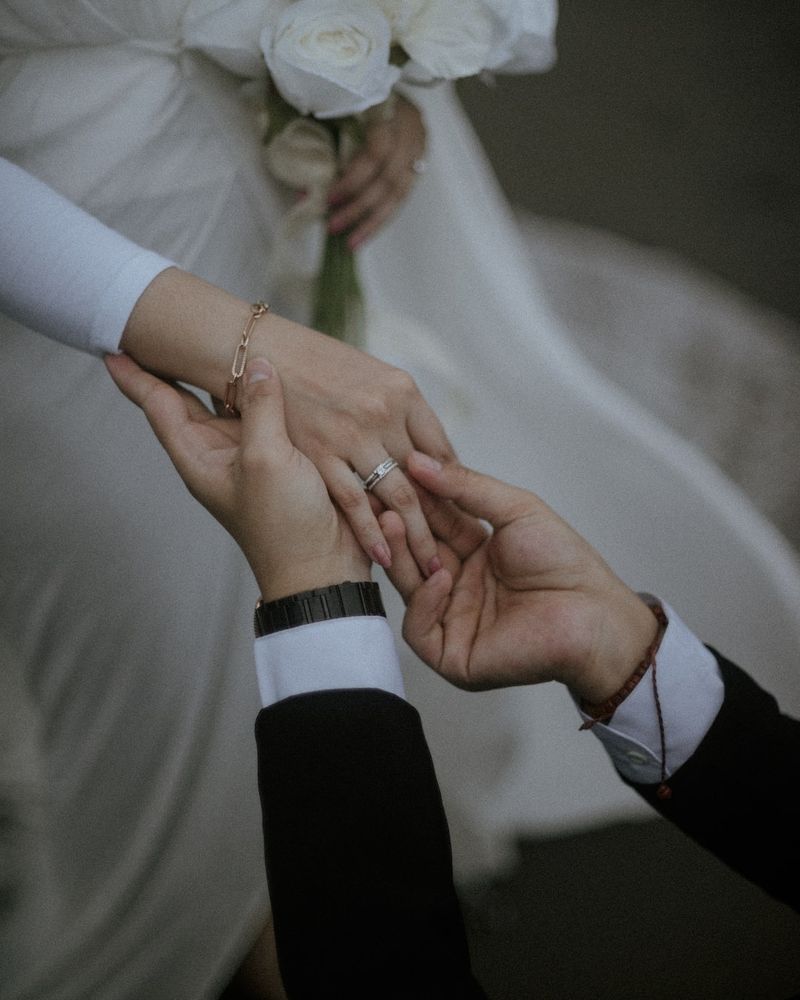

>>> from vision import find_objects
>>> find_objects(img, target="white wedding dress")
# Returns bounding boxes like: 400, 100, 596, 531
2, 2, 799, 997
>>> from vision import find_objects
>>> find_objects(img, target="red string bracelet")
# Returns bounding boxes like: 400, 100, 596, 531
579, 602, 672, 800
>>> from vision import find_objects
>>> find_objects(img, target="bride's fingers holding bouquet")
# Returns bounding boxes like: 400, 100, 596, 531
326, 95, 426, 250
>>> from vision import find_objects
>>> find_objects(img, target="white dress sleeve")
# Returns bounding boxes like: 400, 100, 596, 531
0, 157, 174, 355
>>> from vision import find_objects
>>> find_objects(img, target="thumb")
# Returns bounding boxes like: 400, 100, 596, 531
238, 358, 291, 460
402, 568, 452, 669
407, 452, 539, 531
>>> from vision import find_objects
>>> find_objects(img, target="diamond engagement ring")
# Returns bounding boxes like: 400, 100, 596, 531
411, 157, 428, 175
362, 458, 399, 492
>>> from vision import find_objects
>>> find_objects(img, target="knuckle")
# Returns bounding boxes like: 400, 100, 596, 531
387, 481, 418, 513
238, 443, 271, 477
142, 380, 176, 413
389, 367, 417, 399
361, 393, 391, 425
336, 483, 367, 515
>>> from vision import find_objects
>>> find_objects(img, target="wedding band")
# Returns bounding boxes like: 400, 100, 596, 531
411, 157, 428, 175
362, 458, 399, 492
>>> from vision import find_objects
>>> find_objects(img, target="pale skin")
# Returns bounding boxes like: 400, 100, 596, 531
120, 266, 452, 578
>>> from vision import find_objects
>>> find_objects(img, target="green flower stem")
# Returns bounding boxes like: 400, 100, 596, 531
263, 84, 367, 346
312, 229, 365, 348
312, 115, 366, 347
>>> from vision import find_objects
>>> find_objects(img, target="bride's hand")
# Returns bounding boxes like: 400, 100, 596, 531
120, 268, 464, 577
252, 310, 455, 577
325, 95, 426, 251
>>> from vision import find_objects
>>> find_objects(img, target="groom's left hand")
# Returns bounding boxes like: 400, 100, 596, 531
380, 452, 658, 704
105, 353, 370, 601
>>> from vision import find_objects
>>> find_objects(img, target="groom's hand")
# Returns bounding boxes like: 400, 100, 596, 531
382, 452, 658, 704
105, 354, 369, 600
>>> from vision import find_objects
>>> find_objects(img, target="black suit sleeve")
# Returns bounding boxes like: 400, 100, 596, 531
628, 653, 800, 913
255, 688, 487, 999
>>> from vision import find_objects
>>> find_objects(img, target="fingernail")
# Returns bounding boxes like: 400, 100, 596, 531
428, 554, 443, 576
328, 218, 345, 234
412, 451, 442, 473
371, 542, 392, 569
327, 193, 344, 207
246, 359, 273, 384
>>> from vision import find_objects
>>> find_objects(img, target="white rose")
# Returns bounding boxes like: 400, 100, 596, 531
260, 1, 401, 119
383, 0, 495, 82
373, 0, 415, 36
264, 117, 338, 190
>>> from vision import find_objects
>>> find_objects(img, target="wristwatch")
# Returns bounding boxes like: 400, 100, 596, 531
254, 580, 385, 637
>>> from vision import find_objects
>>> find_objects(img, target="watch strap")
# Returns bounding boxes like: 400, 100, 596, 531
254, 581, 385, 637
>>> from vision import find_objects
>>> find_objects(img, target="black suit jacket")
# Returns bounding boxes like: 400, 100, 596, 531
629, 652, 800, 914
255, 656, 798, 997
255, 688, 487, 999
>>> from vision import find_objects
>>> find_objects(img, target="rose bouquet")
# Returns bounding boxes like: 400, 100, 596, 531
256, 0, 557, 344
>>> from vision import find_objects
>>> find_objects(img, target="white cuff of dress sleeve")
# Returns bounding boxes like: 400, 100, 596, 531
254, 615, 406, 708
578, 599, 724, 783
0, 158, 174, 355
90, 252, 174, 355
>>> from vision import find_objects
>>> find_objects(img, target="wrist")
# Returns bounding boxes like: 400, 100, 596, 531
254, 560, 371, 604
121, 268, 257, 397
568, 589, 660, 705
254, 580, 385, 637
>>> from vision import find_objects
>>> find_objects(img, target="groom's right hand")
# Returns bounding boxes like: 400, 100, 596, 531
381, 452, 659, 705
105, 353, 370, 602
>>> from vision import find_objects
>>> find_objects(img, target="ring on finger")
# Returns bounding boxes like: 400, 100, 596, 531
362, 458, 399, 492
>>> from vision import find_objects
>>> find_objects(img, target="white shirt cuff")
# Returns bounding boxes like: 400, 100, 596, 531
254, 616, 406, 707
578, 599, 725, 783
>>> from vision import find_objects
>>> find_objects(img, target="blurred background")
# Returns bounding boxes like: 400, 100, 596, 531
452, 3, 800, 997
461, 0, 800, 551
